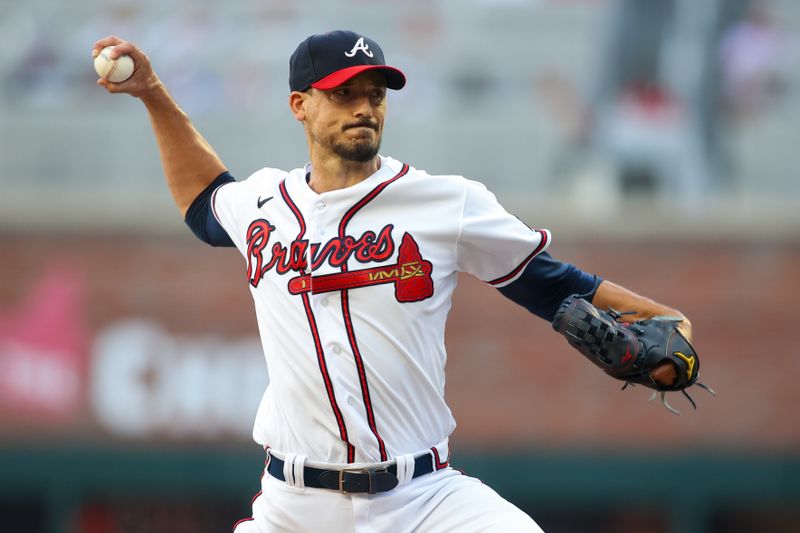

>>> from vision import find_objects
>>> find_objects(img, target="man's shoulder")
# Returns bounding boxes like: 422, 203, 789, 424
242, 166, 295, 184
215, 167, 299, 205
386, 158, 503, 209
230, 166, 304, 193
385, 156, 470, 188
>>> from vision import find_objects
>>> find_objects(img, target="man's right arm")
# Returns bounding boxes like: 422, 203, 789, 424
92, 36, 227, 217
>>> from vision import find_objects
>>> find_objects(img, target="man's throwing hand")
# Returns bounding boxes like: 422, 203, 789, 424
92, 36, 161, 98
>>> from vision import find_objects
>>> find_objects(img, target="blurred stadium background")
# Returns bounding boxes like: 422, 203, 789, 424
1, 0, 799, 532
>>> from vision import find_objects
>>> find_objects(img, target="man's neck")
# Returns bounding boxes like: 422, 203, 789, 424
307, 155, 381, 193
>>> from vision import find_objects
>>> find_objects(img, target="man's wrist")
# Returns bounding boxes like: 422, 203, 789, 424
139, 78, 171, 107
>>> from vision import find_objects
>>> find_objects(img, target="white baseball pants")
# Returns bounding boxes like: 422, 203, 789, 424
233, 464, 543, 533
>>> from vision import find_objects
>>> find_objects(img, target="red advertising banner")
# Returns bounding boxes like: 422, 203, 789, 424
0, 267, 86, 422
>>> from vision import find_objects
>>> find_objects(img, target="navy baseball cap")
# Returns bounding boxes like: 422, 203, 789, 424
289, 30, 406, 92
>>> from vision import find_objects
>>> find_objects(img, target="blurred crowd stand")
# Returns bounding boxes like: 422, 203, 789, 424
2, 0, 799, 234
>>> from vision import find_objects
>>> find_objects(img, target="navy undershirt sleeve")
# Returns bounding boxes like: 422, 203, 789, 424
184, 171, 236, 247
497, 251, 602, 322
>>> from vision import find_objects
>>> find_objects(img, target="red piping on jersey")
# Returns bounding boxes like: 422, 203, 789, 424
232, 463, 265, 532
280, 180, 356, 463
339, 164, 410, 233
231, 490, 263, 531
487, 229, 549, 286
337, 163, 410, 462
233, 517, 254, 531
280, 180, 306, 237
431, 446, 449, 470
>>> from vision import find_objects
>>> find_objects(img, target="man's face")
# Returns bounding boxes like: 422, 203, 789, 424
296, 71, 388, 163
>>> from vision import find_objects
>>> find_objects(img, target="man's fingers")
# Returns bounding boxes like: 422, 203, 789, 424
97, 78, 114, 92
92, 35, 124, 57
676, 318, 692, 341
105, 41, 138, 60
92, 36, 142, 63
97, 78, 125, 93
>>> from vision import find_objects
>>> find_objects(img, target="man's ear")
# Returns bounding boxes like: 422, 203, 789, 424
289, 91, 308, 122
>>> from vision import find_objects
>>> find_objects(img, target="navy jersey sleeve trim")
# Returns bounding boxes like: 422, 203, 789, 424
184, 171, 236, 247
497, 251, 602, 322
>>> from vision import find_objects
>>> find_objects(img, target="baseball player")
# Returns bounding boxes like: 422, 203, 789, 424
94, 30, 689, 532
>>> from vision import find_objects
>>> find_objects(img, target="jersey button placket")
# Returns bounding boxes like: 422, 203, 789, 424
315, 202, 327, 237
306, 200, 323, 288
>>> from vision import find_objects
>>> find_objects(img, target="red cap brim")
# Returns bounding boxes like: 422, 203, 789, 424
311, 65, 406, 90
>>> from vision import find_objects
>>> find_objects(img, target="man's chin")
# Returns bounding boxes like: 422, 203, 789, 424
333, 140, 381, 163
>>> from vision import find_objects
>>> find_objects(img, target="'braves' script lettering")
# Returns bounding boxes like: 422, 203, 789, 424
246, 220, 395, 288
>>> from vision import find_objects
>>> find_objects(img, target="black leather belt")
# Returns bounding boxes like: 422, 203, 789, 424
267, 452, 436, 494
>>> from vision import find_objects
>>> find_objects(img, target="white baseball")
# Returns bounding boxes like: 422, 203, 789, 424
94, 46, 134, 83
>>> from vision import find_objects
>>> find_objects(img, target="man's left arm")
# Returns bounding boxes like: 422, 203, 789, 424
497, 257, 684, 387
592, 279, 692, 340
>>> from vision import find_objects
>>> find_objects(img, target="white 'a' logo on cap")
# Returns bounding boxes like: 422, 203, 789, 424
345, 37, 374, 58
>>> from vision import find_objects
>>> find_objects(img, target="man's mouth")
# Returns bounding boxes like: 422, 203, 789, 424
345, 123, 377, 131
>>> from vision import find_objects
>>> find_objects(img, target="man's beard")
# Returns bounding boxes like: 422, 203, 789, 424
331, 136, 381, 163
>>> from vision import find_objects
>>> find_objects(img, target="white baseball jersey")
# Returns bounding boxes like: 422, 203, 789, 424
212, 155, 550, 466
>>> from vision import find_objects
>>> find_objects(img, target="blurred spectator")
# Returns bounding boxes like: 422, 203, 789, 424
719, 1, 792, 121
584, 0, 712, 209
596, 79, 707, 210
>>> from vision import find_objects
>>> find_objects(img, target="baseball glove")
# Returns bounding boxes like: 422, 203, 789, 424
552, 295, 715, 414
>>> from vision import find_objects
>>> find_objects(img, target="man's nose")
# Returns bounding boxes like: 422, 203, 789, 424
353, 95, 375, 117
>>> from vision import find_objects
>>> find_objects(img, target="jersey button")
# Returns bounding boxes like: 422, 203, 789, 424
332, 344, 342, 354
320, 298, 329, 306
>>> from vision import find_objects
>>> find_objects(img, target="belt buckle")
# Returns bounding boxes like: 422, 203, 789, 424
338, 467, 389, 494
338, 468, 366, 494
